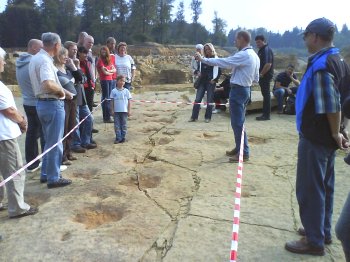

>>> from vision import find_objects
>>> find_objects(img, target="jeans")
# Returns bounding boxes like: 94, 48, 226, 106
191, 81, 215, 120
84, 87, 95, 112
229, 85, 250, 156
23, 105, 45, 170
124, 82, 132, 90
71, 105, 93, 148
273, 87, 298, 112
100, 80, 114, 121
259, 78, 271, 117
296, 135, 335, 248
114, 112, 128, 141
36, 100, 65, 183
336, 192, 350, 260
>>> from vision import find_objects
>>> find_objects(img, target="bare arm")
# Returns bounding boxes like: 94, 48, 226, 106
127, 100, 131, 117
110, 99, 114, 116
42, 80, 65, 98
0, 107, 27, 133
327, 112, 347, 149
260, 63, 272, 77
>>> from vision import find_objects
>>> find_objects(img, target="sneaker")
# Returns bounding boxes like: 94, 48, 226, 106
62, 160, 72, 166
212, 109, 218, 114
26, 162, 42, 173
103, 118, 114, 123
47, 178, 72, 189
60, 165, 68, 172
10, 207, 39, 219
92, 128, 99, 133
205, 119, 211, 123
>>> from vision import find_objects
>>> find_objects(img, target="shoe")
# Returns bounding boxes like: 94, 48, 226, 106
10, 207, 39, 219
226, 148, 238, 157
71, 146, 86, 153
103, 118, 114, 123
114, 140, 120, 144
256, 115, 270, 121
188, 118, 197, 122
26, 162, 42, 173
212, 109, 218, 114
120, 138, 125, 143
285, 237, 325, 256
82, 143, 97, 149
67, 155, 77, 161
297, 227, 332, 244
40, 177, 47, 183
60, 165, 68, 172
205, 119, 211, 123
0, 204, 7, 211
62, 160, 72, 166
92, 103, 98, 107
92, 128, 99, 133
47, 178, 72, 189
229, 153, 249, 163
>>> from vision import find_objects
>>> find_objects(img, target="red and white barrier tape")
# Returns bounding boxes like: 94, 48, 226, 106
0, 99, 105, 188
230, 125, 245, 262
128, 99, 229, 106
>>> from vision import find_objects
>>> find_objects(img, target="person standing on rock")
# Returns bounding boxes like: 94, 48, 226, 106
189, 43, 221, 123
15, 39, 44, 173
285, 17, 350, 257
0, 46, 39, 218
195, 31, 259, 162
255, 35, 274, 121
29, 32, 72, 189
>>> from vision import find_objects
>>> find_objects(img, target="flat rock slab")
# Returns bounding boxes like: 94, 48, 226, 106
0, 89, 348, 261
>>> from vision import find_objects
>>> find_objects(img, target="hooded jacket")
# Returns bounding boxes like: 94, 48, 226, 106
16, 53, 36, 106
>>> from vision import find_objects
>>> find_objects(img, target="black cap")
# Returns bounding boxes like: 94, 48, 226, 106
301, 17, 335, 38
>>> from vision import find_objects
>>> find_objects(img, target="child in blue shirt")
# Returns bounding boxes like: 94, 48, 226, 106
110, 75, 132, 143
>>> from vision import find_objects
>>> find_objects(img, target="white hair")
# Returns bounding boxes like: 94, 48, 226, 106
42, 32, 61, 47
0, 47, 6, 59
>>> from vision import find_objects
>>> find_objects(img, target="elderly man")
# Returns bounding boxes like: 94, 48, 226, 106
0, 46, 38, 219
29, 32, 72, 189
16, 39, 44, 173
190, 44, 204, 83
195, 31, 260, 163
285, 17, 350, 257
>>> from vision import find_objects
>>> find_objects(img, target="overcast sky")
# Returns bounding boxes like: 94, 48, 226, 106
0, 0, 348, 33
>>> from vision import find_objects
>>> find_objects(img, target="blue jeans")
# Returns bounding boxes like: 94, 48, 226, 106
273, 88, 286, 112
114, 112, 128, 141
191, 81, 215, 120
296, 135, 335, 248
259, 78, 271, 117
100, 80, 114, 121
229, 85, 250, 156
71, 105, 93, 148
36, 100, 65, 183
336, 192, 350, 259
23, 105, 45, 170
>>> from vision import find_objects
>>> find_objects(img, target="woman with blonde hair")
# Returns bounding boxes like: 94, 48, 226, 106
96, 45, 116, 123
189, 43, 221, 123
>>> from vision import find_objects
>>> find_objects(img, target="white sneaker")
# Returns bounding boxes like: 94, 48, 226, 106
212, 109, 218, 114
60, 165, 67, 172
26, 162, 42, 173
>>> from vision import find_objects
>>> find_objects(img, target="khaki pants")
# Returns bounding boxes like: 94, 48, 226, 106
0, 138, 30, 217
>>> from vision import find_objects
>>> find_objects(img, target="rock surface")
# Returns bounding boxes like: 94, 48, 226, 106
0, 88, 348, 262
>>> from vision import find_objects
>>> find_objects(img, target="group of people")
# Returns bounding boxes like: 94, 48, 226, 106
190, 18, 350, 261
0, 17, 349, 260
0, 31, 134, 229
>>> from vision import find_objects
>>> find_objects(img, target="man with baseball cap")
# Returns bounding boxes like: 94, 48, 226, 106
285, 17, 350, 257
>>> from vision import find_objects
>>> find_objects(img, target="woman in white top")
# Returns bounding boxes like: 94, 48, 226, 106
115, 42, 136, 90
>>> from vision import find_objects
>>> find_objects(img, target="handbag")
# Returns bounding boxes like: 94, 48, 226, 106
193, 76, 201, 89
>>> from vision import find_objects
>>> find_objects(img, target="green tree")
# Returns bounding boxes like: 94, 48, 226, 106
190, 0, 202, 43
211, 11, 227, 46
113, 0, 130, 41
152, 0, 174, 43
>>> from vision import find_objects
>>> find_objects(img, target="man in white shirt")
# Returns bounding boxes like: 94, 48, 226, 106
29, 32, 72, 189
0, 47, 38, 219
196, 30, 260, 162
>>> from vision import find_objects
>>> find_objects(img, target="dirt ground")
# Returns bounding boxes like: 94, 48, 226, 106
0, 87, 349, 262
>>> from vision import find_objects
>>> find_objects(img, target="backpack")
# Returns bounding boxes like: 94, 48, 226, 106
283, 95, 296, 115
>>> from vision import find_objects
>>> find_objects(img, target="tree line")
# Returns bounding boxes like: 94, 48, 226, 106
1, 0, 349, 50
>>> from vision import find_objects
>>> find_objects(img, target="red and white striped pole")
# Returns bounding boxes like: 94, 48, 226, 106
230, 125, 245, 262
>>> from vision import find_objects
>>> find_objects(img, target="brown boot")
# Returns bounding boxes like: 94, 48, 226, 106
285, 237, 325, 256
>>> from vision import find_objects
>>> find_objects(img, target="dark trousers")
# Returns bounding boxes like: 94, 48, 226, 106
23, 105, 45, 170
214, 90, 228, 111
100, 80, 114, 121
296, 135, 335, 248
336, 192, 350, 261
63, 99, 77, 161
85, 87, 95, 112
259, 77, 271, 117
191, 81, 215, 120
